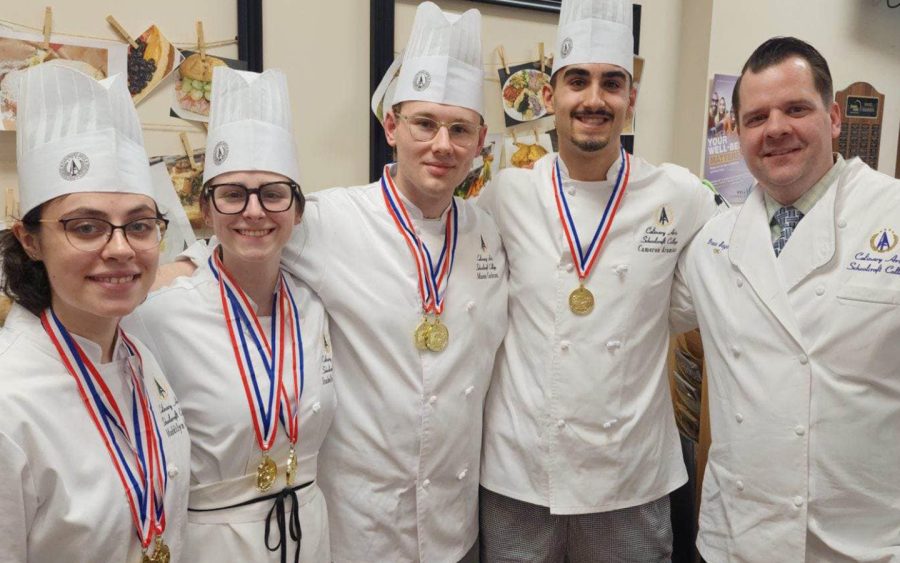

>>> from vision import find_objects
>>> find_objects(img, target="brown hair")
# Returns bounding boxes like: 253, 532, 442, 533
733, 36, 833, 119
1, 205, 51, 316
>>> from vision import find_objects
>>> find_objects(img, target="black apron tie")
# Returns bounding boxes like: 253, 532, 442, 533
188, 480, 313, 563
265, 486, 303, 563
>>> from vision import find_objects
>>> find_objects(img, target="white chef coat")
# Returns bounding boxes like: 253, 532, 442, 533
671, 157, 900, 562
279, 181, 508, 562
477, 152, 717, 514
0, 304, 191, 562
125, 261, 335, 562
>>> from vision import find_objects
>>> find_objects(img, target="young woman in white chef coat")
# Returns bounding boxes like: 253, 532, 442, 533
125, 67, 335, 562
0, 65, 190, 562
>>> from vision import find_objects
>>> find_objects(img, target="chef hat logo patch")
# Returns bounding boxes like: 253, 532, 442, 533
58, 152, 90, 181
413, 70, 431, 92
561, 38, 574, 59
213, 141, 229, 166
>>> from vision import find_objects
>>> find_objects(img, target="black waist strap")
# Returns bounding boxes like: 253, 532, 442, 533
188, 480, 313, 563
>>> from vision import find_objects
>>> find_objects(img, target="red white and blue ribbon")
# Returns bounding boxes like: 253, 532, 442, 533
41, 309, 167, 550
209, 249, 304, 452
380, 164, 459, 315
553, 147, 631, 282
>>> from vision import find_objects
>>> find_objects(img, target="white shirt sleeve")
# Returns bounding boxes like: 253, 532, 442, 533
0, 432, 36, 562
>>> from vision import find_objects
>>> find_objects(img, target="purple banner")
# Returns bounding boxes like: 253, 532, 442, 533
704, 74, 755, 205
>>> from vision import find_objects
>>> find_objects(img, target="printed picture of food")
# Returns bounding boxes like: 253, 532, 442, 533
170, 50, 245, 123
0, 28, 126, 130
498, 62, 550, 127
150, 150, 206, 230
128, 25, 182, 104
455, 140, 498, 199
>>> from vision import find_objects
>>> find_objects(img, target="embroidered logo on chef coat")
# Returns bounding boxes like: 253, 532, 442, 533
870, 228, 898, 253
561, 37, 573, 58
213, 141, 229, 165
413, 70, 431, 92
656, 206, 671, 226
638, 207, 680, 254
476, 235, 500, 280
58, 152, 90, 181
154, 378, 169, 400
321, 332, 334, 384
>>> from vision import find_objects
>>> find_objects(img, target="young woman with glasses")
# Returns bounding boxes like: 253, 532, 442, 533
0, 65, 190, 561
125, 67, 335, 563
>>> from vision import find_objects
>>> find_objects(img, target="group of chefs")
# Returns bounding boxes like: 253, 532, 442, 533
0, 0, 897, 562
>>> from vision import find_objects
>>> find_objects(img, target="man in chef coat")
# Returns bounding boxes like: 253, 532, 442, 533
671, 36, 900, 562
164, 3, 507, 562
476, 0, 717, 560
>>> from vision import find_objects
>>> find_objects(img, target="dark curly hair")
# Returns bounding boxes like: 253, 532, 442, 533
1, 205, 51, 316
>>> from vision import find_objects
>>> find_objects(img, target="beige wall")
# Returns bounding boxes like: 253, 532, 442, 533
3, 0, 900, 220
702, 0, 900, 176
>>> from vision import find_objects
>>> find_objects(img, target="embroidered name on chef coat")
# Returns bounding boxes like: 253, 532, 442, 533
638, 206, 680, 254
476, 235, 500, 280
847, 228, 900, 276
321, 332, 334, 384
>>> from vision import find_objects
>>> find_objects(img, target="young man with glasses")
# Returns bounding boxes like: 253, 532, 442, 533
165, 3, 507, 562
475, 0, 717, 560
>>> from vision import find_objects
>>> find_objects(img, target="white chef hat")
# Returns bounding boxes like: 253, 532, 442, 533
390, 1, 484, 116
203, 67, 299, 185
552, 0, 633, 77
16, 64, 155, 217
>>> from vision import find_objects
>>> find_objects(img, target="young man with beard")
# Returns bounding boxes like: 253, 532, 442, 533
476, 0, 717, 560
671, 37, 900, 562
166, 3, 507, 561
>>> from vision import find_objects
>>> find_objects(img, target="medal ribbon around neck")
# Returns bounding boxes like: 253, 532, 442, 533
380, 164, 459, 316
209, 249, 304, 456
41, 309, 168, 550
553, 147, 631, 282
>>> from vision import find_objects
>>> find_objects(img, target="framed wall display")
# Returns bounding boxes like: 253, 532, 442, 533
833, 82, 885, 169
369, 0, 641, 182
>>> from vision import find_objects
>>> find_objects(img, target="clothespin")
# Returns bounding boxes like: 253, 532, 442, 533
196, 21, 206, 60
105, 15, 138, 49
41, 7, 52, 49
180, 133, 201, 170
497, 46, 510, 75
538, 42, 545, 73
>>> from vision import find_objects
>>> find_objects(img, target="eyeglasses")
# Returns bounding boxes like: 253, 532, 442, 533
396, 113, 483, 147
205, 182, 299, 215
40, 217, 169, 252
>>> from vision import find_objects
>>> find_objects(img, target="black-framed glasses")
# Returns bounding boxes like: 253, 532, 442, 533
205, 182, 300, 215
40, 217, 169, 252
396, 113, 483, 147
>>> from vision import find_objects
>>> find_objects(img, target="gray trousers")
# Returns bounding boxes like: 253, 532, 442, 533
479, 486, 672, 563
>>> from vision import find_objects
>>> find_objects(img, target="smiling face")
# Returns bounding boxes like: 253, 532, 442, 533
15, 192, 160, 337
736, 56, 840, 204
544, 63, 636, 163
203, 170, 302, 271
383, 100, 486, 216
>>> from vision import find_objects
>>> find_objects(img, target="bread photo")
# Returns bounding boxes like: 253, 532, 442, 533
175, 53, 225, 116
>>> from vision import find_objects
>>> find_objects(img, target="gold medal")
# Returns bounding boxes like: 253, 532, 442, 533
414, 318, 431, 350
569, 285, 595, 315
143, 536, 170, 563
425, 318, 450, 352
286, 447, 297, 486
256, 453, 277, 492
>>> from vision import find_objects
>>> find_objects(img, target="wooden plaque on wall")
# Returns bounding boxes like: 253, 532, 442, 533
833, 82, 884, 169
